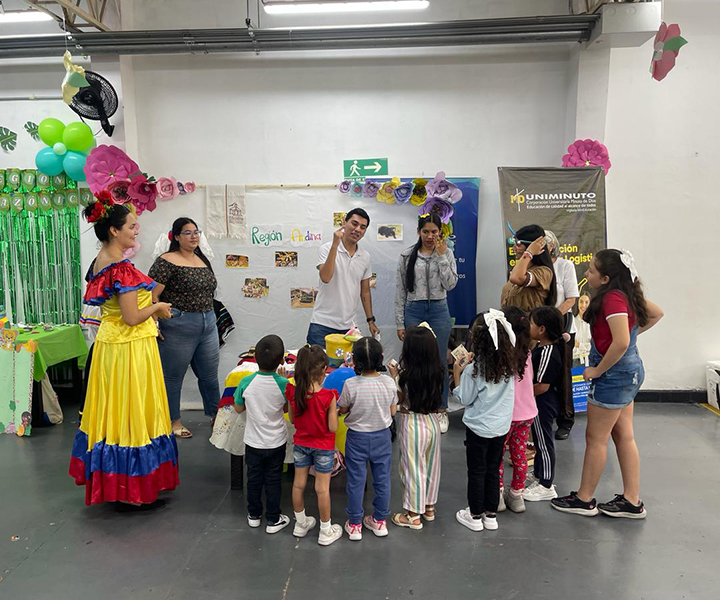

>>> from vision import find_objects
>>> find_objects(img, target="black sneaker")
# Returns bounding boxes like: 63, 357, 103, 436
598, 494, 647, 519
555, 427, 571, 440
551, 492, 598, 516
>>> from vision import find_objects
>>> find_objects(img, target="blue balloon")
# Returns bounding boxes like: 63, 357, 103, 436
63, 151, 87, 181
35, 147, 65, 176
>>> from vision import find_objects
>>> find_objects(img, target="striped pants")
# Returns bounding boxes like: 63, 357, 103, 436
396, 412, 441, 514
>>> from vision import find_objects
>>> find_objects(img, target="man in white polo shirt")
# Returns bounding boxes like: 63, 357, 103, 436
307, 208, 379, 346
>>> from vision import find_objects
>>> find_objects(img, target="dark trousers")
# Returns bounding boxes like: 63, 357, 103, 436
465, 427, 505, 516
532, 393, 560, 487
245, 444, 286, 523
556, 333, 576, 431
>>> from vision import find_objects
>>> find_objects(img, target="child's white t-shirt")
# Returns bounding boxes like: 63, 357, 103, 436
338, 374, 397, 432
234, 372, 289, 449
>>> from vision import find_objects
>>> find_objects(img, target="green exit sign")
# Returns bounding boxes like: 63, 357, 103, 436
343, 158, 388, 181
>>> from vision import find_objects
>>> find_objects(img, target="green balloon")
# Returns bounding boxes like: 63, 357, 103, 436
39, 118, 66, 146
63, 122, 94, 152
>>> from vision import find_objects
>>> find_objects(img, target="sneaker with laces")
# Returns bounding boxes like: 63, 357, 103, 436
363, 515, 389, 537
293, 516, 317, 537
247, 515, 262, 528
551, 491, 599, 516
456, 507, 483, 531
318, 524, 343, 546
482, 513, 498, 530
598, 494, 647, 519
344, 520, 363, 541
438, 412, 449, 434
266, 514, 290, 534
523, 480, 558, 502
505, 490, 526, 513
497, 491, 507, 512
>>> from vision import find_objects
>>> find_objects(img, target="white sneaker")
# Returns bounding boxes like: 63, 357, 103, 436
482, 513, 498, 530
497, 491, 507, 512
456, 507, 483, 532
293, 516, 317, 538
523, 481, 558, 502
344, 520, 363, 541
247, 515, 261, 528
266, 514, 290, 534
525, 472, 539, 486
438, 412, 449, 434
363, 515, 389, 537
318, 524, 343, 546
506, 490, 526, 513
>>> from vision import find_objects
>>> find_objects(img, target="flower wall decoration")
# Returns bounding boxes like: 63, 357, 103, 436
421, 196, 454, 224
561, 139, 611, 175
651, 22, 688, 82
339, 180, 351, 194
350, 181, 364, 198
426, 171, 462, 204
363, 180, 381, 199
84, 145, 138, 194
127, 174, 158, 215
410, 178, 428, 206
393, 181, 415, 204
377, 178, 400, 205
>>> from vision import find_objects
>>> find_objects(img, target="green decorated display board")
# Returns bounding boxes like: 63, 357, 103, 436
0, 168, 87, 325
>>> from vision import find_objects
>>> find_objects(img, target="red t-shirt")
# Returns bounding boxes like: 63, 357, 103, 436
285, 384, 338, 451
590, 290, 636, 355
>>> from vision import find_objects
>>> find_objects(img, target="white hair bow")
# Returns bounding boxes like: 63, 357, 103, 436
619, 249, 639, 282
484, 308, 516, 350
152, 231, 215, 262
418, 321, 437, 338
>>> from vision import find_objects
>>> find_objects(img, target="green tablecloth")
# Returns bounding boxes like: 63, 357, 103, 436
15, 325, 89, 382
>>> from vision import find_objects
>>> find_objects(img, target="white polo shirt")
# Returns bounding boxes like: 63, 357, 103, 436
311, 241, 372, 330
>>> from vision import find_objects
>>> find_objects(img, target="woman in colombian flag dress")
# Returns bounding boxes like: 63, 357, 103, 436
69, 192, 179, 509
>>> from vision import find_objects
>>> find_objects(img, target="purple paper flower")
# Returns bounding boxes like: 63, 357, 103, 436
393, 181, 415, 204
339, 180, 351, 194
421, 196, 454, 224
363, 180, 381, 199
84, 145, 140, 195
562, 139, 611, 175
426, 171, 462, 204
350, 181, 364, 198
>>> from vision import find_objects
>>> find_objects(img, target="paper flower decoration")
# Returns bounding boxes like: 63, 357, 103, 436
441, 221, 453, 238
339, 180, 351, 194
107, 179, 131, 204
350, 181, 364, 198
651, 22, 688, 82
411, 178, 428, 206
363, 180, 381, 199
426, 171, 462, 204
84, 145, 140, 194
61, 50, 90, 105
127, 174, 157, 215
421, 197, 454, 224
156, 177, 179, 200
184, 182, 196, 194
562, 139, 611, 175
377, 178, 400, 205
393, 181, 415, 204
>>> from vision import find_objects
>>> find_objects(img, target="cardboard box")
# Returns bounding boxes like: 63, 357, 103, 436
707, 361, 720, 410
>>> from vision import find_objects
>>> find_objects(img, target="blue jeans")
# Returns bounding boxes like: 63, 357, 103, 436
344, 428, 392, 524
404, 299, 452, 409
158, 309, 220, 421
306, 322, 346, 348
293, 445, 335, 474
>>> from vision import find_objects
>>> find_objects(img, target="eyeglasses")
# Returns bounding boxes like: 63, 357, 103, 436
180, 230, 202, 237
510, 237, 533, 246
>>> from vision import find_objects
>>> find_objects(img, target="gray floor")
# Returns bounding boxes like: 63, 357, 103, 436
1, 403, 719, 600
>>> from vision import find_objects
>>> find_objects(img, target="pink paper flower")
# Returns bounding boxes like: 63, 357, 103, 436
127, 174, 158, 214
84, 145, 140, 195
156, 177, 179, 200
123, 222, 141, 259
562, 139, 611, 175
426, 171, 462, 204
651, 22, 688, 82
107, 179, 131, 204
184, 181, 196, 194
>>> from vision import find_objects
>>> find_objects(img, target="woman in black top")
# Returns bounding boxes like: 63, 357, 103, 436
149, 217, 219, 438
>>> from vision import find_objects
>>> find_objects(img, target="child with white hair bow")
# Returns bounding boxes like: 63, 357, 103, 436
452, 309, 524, 532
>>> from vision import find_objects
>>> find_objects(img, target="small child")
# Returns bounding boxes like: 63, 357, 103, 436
453, 309, 520, 532
234, 334, 290, 534
338, 337, 398, 541
523, 306, 565, 502
498, 306, 538, 514
388, 324, 444, 530
285, 345, 343, 546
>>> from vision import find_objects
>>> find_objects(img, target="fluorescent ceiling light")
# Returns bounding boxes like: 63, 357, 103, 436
264, 1, 430, 15
0, 11, 53, 23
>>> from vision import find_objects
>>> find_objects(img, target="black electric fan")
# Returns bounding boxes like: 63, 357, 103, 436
70, 71, 118, 137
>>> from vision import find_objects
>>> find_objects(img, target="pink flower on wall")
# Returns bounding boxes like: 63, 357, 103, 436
156, 177, 179, 200
84, 145, 140, 195
127, 174, 158, 215
651, 22, 688, 82
562, 139, 611, 175
107, 179, 131, 204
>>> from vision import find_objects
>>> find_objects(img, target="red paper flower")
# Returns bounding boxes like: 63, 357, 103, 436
562, 139, 611, 175
127, 174, 158, 215
107, 179, 131, 204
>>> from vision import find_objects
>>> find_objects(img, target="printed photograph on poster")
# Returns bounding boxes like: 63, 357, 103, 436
243, 278, 269, 298
225, 254, 249, 268
275, 251, 298, 268
333, 212, 347, 228
290, 287, 317, 309
377, 224, 403, 241
369, 273, 377, 289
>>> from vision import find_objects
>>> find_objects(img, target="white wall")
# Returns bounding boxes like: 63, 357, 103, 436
602, 0, 719, 390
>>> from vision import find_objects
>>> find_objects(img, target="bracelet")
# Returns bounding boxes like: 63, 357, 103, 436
522, 251, 533, 260
366, 316, 376, 323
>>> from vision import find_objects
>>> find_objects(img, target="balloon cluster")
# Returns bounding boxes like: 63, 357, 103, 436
34, 118, 96, 181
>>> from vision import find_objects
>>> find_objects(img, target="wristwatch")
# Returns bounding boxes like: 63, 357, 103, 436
366, 316, 376, 323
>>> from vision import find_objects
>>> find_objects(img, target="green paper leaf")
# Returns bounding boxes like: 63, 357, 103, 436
0, 127, 18, 152
663, 35, 688, 52
24, 121, 40, 141
9, 401, 16, 412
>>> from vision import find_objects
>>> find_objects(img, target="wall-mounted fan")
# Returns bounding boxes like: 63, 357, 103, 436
70, 71, 118, 137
